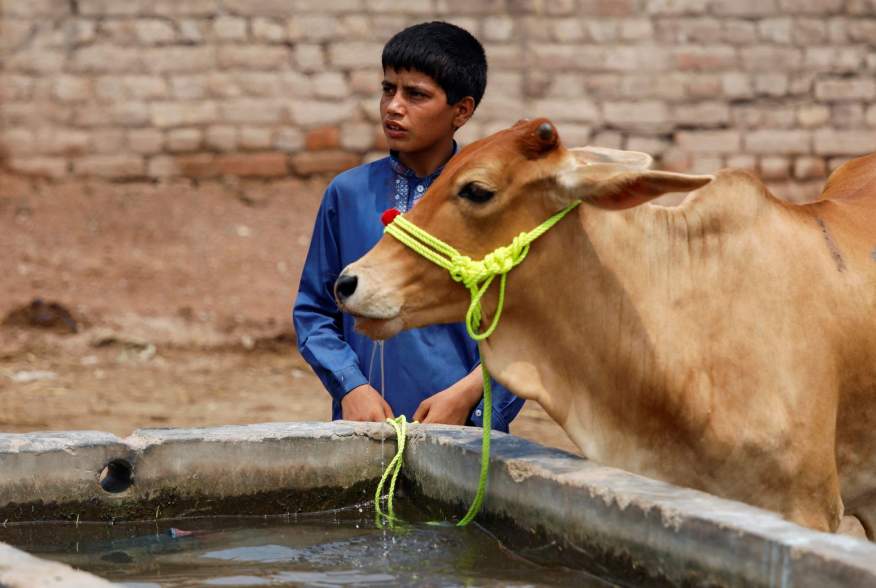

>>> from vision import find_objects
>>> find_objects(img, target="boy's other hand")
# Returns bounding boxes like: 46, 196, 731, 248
341, 384, 394, 422
413, 382, 481, 426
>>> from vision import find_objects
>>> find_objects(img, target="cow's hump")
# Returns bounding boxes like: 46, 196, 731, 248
820, 151, 876, 204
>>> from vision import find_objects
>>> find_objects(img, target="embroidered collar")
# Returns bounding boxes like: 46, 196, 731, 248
389, 141, 458, 180
389, 142, 458, 212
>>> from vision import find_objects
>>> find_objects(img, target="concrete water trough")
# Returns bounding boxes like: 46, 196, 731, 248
0, 422, 875, 586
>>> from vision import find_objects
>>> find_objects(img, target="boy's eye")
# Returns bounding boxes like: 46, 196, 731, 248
458, 182, 495, 203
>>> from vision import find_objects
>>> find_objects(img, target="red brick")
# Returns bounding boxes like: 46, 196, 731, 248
794, 156, 827, 180
578, 0, 637, 16
713, 0, 778, 16
814, 130, 876, 155
672, 46, 736, 71
676, 130, 742, 154
8, 157, 68, 178
73, 155, 145, 178
815, 78, 876, 101
305, 127, 341, 151
216, 153, 288, 177
744, 130, 812, 155
175, 153, 217, 177
778, 0, 843, 13
290, 151, 360, 176
759, 156, 790, 180
173, 152, 289, 178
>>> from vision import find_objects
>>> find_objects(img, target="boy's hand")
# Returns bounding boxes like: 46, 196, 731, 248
413, 374, 483, 426
341, 384, 394, 422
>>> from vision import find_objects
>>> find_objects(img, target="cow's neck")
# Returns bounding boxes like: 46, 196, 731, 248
478, 196, 735, 467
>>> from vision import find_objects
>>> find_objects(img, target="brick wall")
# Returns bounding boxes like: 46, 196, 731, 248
2, 0, 875, 201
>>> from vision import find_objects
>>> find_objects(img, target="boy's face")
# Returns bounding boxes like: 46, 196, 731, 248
380, 67, 469, 154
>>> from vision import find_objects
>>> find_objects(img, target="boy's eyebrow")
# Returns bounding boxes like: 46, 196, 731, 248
401, 83, 431, 93
381, 79, 433, 94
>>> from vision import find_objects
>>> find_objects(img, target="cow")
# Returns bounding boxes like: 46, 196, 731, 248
334, 118, 876, 538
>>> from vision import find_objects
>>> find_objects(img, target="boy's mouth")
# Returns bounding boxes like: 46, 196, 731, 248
384, 120, 408, 139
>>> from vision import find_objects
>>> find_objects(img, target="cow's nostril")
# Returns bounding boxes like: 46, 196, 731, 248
335, 274, 358, 302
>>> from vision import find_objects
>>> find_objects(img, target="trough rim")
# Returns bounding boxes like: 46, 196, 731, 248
0, 421, 873, 587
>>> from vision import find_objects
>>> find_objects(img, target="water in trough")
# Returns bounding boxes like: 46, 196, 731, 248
1, 501, 613, 587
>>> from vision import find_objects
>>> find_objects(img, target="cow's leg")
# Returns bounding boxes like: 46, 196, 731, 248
785, 494, 842, 533
782, 445, 844, 533
792, 376, 846, 532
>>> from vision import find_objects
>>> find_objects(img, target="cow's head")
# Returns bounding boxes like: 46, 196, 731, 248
335, 118, 712, 339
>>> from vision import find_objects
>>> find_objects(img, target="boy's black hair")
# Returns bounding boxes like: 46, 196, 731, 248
382, 21, 487, 108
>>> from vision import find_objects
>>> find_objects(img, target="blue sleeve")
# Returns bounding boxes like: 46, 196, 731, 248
292, 184, 368, 402
467, 374, 525, 434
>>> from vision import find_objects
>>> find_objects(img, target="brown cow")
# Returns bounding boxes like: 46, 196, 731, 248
335, 118, 876, 537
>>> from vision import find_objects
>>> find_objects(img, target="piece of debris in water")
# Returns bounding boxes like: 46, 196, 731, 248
167, 528, 209, 539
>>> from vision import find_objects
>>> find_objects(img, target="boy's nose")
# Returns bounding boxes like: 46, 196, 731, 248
386, 96, 404, 115
334, 273, 358, 303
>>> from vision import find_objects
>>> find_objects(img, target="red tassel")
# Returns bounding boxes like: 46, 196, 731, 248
381, 208, 401, 226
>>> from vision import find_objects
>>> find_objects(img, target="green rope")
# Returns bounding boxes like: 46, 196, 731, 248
385, 200, 581, 341
374, 414, 409, 527
374, 199, 582, 527
455, 364, 492, 526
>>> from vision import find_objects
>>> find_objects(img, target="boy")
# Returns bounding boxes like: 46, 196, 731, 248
293, 21, 524, 432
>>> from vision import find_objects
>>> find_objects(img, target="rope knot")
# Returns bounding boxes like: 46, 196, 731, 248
482, 234, 529, 275
482, 247, 514, 274
450, 255, 484, 289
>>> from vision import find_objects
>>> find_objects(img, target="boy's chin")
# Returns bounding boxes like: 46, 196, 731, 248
384, 136, 411, 151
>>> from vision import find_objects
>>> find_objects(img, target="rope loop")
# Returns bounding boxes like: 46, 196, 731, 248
375, 414, 412, 527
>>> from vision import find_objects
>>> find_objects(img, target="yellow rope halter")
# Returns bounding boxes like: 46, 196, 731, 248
384, 200, 582, 341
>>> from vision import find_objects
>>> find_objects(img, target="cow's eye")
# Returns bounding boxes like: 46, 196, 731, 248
458, 182, 495, 203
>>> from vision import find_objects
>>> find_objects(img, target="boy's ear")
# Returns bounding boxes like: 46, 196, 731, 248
452, 96, 476, 130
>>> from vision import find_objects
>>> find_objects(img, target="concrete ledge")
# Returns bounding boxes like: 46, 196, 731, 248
0, 431, 129, 511
0, 422, 396, 521
129, 421, 393, 500
0, 542, 116, 587
404, 426, 876, 588
1, 422, 874, 587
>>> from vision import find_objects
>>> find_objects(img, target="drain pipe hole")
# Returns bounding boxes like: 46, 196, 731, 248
99, 459, 134, 493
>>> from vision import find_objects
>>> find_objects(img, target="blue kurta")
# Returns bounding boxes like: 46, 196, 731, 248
293, 151, 524, 432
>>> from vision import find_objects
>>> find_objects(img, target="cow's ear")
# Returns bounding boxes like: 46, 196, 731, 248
559, 162, 713, 210
569, 146, 653, 170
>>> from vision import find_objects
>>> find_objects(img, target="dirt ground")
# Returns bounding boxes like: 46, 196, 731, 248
0, 171, 579, 454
